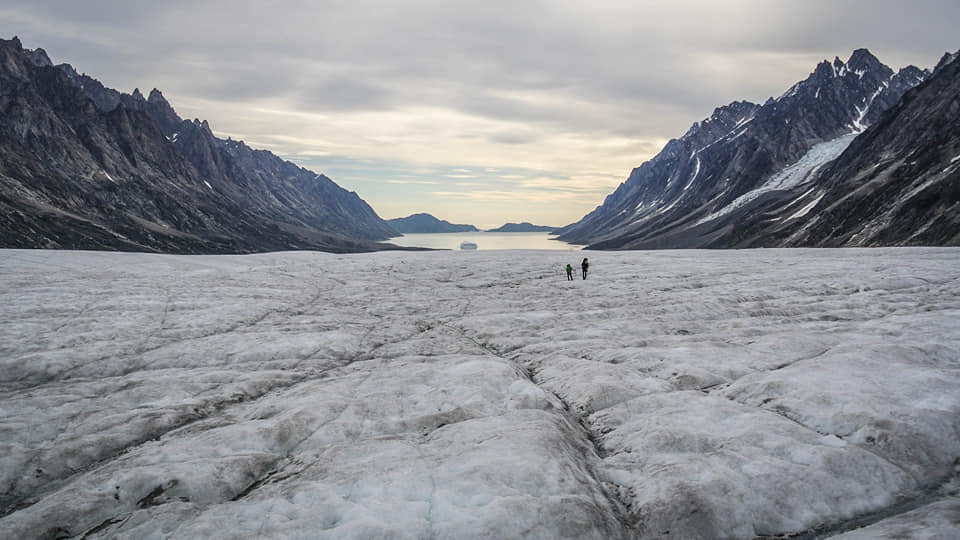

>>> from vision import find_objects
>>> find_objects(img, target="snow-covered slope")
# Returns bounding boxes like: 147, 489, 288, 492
2, 249, 959, 538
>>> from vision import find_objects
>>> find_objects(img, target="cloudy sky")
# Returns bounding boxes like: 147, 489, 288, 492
4, 1, 958, 228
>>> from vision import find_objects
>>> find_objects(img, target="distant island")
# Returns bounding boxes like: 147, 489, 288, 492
486, 222, 558, 233
388, 213, 479, 234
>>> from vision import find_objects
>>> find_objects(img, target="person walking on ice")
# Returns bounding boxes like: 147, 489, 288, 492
581, 258, 589, 280
565, 263, 574, 280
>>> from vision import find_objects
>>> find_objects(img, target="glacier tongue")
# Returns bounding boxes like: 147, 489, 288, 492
696, 132, 858, 226
2, 248, 959, 538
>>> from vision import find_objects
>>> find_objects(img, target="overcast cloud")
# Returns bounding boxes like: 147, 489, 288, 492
3, 0, 958, 227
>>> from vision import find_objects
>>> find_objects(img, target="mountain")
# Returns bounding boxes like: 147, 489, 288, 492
556, 49, 932, 249
754, 49, 960, 247
387, 213, 478, 233
486, 222, 557, 233
0, 37, 400, 254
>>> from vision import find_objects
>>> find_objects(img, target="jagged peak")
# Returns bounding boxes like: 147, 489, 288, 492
191, 118, 214, 136
131, 88, 146, 101
809, 56, 848, 80
147, 88, 168, 104
806, 49, 893, 85
55, 62, 80, 79
684, 100, 760, 138
897, 65, 926, 76
893, 65, 929, 86
846, 48, 882, 71
24, 46, 53, 68
833, 56, 845, 75
713, 100, 759, 125
813, 60, 835, 79
145, 88, 184, 129
934, 50, 959, 73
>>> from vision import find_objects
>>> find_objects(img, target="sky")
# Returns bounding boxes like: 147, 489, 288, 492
3, 1, 958, 229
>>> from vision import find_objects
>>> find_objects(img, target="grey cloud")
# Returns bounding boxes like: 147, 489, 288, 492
295, 79, 395, 112
6, 0, 189, 28
489, 131, 542, 146
5, 0, 959, 143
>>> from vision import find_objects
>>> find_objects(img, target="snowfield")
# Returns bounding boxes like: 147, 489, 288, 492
1, 248, 959, 539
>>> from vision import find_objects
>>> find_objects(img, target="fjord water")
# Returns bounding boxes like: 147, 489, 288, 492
389, 231, 584, 250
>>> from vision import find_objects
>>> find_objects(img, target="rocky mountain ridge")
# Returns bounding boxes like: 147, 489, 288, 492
757, 48, 960, 246
0, 36, 400, 253
555, 49, 943, 249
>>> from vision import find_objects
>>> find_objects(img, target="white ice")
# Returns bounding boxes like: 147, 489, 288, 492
696, 132, 858, 226
1, 248, 959, 539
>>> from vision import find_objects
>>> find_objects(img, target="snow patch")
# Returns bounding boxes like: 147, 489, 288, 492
683, 155, 701, 192
852, 84, 887, 132
787, 193, 824, 221
725, 126, 750, 143
732, 115, 754, 129
901, 175, 941, 203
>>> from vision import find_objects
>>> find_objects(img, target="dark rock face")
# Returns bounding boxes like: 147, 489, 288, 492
0, 37, 399, 253
56, 63, 124, 113
556, 49, 932, 249
765, 49, 960, 247
486, 222, 557, 233
387, 213, 478, 233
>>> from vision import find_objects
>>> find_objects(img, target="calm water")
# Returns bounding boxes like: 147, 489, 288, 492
389, 232, 584, 251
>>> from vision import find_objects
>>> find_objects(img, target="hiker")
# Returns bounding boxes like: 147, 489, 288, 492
581, 258, 589, 280
565, 263, 574, 280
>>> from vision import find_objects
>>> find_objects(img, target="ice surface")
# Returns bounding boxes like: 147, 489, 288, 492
833, 490, 960, 539
2, 248, 959, 538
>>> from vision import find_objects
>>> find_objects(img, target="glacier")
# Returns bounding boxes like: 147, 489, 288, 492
1, 248, 959, 539
696, 132, 859, 227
